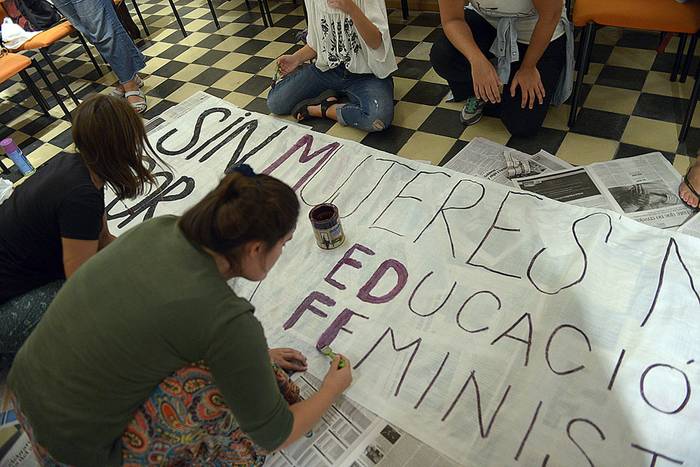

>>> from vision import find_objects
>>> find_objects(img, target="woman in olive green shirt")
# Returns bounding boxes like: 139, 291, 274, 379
9, 166, 352, 466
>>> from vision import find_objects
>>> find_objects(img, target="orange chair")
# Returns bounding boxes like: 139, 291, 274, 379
0, 4, 103, 106
568, 0, 700, 142
0, 52, 70, 117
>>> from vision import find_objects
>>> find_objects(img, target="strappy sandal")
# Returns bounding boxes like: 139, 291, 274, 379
291, 90, 339, 122
111, 76, 144, 98
681, 164, 700, 210
124, 89, 148, 114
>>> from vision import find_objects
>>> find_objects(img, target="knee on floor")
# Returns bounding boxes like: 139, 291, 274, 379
266, 92, 291, 115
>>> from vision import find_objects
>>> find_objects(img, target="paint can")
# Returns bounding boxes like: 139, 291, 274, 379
309, 203, 345, 250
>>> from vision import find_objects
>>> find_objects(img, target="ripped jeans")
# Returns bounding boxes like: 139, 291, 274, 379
267, 64, 394, 132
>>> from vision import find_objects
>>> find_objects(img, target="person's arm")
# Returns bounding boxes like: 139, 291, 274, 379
438, 0, 501, 103
510, 0, 562, 108
207, 312, 352, 451
277, 45, 318, 76
61, 238, 98, 277
58, 188, 104, 277
98, 214, 116, 250
327, 0, 381, 49
280, 355, 351, 449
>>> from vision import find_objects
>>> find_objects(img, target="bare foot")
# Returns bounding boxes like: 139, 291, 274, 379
679, 158, 700, 208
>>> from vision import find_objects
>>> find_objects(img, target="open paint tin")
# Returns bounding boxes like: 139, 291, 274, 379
309, 203, 345, 250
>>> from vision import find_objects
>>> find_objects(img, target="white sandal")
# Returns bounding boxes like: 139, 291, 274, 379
111, 76, 144, 98
124, 89, 148, 114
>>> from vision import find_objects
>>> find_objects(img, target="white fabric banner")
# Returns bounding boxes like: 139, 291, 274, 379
108, 94, 700, 466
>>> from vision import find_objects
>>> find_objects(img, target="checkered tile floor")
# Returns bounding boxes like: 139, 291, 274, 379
2, 0, 700, 182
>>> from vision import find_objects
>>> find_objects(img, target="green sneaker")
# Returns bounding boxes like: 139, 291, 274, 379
460, 97, 485, 126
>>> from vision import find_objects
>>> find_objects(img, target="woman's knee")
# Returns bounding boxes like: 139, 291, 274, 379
266, 89, 292, 115
429, 35, 456, 76
362, 104, 394, 132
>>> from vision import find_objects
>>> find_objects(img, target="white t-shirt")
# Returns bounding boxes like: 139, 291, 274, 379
306, 0, 398, 79
469, 0, 567, 44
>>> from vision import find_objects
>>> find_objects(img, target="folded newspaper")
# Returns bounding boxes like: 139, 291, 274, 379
446, 138, 694, 230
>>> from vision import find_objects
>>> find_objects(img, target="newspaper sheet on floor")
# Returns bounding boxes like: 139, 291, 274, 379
514, 153, 694, 229
513, 167, 615, 210
443, 137, 572, 187
677, 212, 700, 238
264, 374, 460, 467
0, 374, 38, 467
0, 425, 37, 467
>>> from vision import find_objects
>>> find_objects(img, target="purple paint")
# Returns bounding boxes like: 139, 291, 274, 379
283, 291, 335, 330
357, 259, 409, 304
261, 134, 341, 191
325, 243, 376, 290
315, 308, 369, 350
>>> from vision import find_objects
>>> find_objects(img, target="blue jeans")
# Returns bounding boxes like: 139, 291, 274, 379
53, 0, 145, 83
267, 65, 394, 132
0, 280, 64, 369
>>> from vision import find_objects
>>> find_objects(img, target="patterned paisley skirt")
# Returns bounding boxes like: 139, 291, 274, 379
13, 362, 301, 466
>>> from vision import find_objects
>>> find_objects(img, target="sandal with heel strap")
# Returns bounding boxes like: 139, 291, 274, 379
111, 76, 144, 98
681, 163, 700, 210
292, 90, 339, 122
124, 89, 147, 114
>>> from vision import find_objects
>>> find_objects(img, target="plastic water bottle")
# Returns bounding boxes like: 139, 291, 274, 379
0, 138, 34, 176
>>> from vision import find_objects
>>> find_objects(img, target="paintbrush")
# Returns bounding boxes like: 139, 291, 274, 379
319, 345, 346, 369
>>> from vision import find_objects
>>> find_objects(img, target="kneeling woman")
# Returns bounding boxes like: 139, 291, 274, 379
0, 94, 156, 367
267, 0, 397, 132
9, 169, 352, 466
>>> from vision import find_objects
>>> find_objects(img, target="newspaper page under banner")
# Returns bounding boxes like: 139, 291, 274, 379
515, 153, 694, 229
513, 167, 615, 210
444, 137, 572, 187
677, 212, 700, 238
264, 374, 460, 467
0, 425, 39, 467
585, 153, 694, 229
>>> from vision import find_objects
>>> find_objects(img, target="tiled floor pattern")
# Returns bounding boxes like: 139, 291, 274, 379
1, 0, 699, 181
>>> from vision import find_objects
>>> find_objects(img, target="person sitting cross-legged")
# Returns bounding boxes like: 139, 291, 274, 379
267, 0, 397, 132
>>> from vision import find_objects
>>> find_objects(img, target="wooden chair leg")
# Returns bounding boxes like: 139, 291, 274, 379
18, 70, 51, 117
680, 60, 700, 142
75, 32, 104, 77
131, 0, 150, 36
32, 58, 71, 120
672, 33, 688, 82
168, 0, 187, 36
39, 49, 80, 106
568, 22, 596, 128
681, 33, 698, 83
